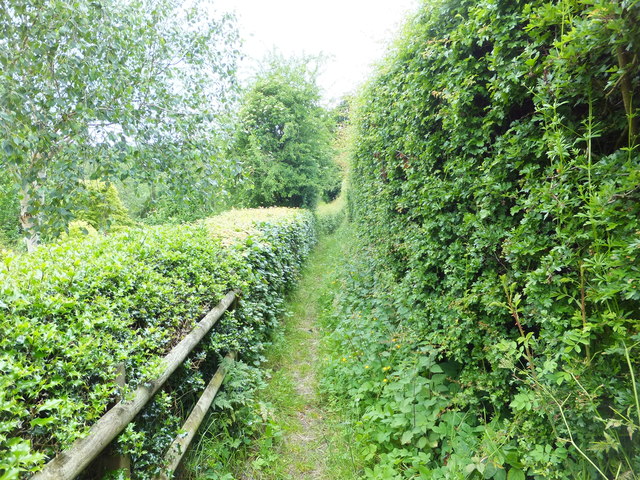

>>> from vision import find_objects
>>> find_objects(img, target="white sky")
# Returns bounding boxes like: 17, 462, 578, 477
211, 0, 419, 105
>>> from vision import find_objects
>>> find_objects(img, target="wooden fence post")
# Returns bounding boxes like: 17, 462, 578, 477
155, 353, 236, 480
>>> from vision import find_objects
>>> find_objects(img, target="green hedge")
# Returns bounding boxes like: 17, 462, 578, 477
315, 194, 346, 236
0, 208, 315, 479
324, 0, 640, 478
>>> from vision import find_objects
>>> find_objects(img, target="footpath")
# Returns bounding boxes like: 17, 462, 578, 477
239, 227, 347, 480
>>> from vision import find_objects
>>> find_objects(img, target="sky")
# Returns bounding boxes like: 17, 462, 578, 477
211, 0, 420, 105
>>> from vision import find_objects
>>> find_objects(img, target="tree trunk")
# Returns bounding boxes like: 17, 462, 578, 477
19, 183, 39, 252
17, 163, 46, 252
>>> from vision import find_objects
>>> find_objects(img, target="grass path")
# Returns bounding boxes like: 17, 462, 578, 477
184, 222, 360, 480
235, 227, 350, 480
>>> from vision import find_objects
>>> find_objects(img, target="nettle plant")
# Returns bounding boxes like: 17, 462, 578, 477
0, 208, 315, 479
326, 0, 639, 477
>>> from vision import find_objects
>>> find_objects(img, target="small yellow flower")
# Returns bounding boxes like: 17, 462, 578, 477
383, 366, 391, 371
383, 378, 388, 383
341, 357, 347, 362
396, 344, 401, 349
364, 365, 369, 369
391, 338, 397, 343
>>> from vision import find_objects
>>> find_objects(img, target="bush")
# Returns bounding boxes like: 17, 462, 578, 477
324, 0, 640, 478
315, 194, 346, 236
0, 207, 315, 479
72, 181, 133, 231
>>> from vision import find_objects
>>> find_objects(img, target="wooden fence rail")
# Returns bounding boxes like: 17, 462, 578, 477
32, 291, 238, 480
157, 352, 236, 480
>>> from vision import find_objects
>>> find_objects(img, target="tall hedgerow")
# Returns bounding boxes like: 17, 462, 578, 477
325, 0, 640, 477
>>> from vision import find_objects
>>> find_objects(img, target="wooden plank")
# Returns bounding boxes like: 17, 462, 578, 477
32, 291, 236, 480
156, 352, 236, 480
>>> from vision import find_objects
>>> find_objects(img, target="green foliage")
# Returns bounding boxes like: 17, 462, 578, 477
232, 56, 336, 209
0, 207, 315, 479
186, 218, 351, 480
320, 162, 343, 203
59, 221, 99, 241
183, 360, 274, 480
72, 181, 132, 231
328, 0, 640, 478
0, 0, 240, 244
0, 170, 19, 249
315, 194, 346, 236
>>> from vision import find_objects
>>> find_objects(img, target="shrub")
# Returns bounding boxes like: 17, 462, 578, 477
0, 171, 20, 249
0, 207, 315, 479
72, 181, 133, 231
315, 194, 346, 236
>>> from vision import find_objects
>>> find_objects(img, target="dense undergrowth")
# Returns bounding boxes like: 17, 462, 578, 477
323, 0, 640, 478
0, 208, 315, 479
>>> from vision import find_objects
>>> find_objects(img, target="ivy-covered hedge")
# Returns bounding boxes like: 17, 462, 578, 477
0, 207, 315, 479
324, 0, 639, 478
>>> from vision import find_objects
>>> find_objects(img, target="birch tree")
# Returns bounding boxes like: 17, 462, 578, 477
0, 0, 239, 249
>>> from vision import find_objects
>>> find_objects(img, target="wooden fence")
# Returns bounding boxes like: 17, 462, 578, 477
32, 291, 239, 480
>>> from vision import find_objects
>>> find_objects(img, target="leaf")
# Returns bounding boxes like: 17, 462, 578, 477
429, 364, 444, 373
493, 468, 507, 480
30, 417, 56, 427
37, 398, 64, 412
507, 469, 525, 480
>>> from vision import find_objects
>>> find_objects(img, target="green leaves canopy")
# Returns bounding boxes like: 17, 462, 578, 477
232, 57, 335, 208
0, 0, 239, 243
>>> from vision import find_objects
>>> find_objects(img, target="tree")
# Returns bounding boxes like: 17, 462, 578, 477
0, 0, 239, 249
232, 56, 335, 208
0, 170, 19, 248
